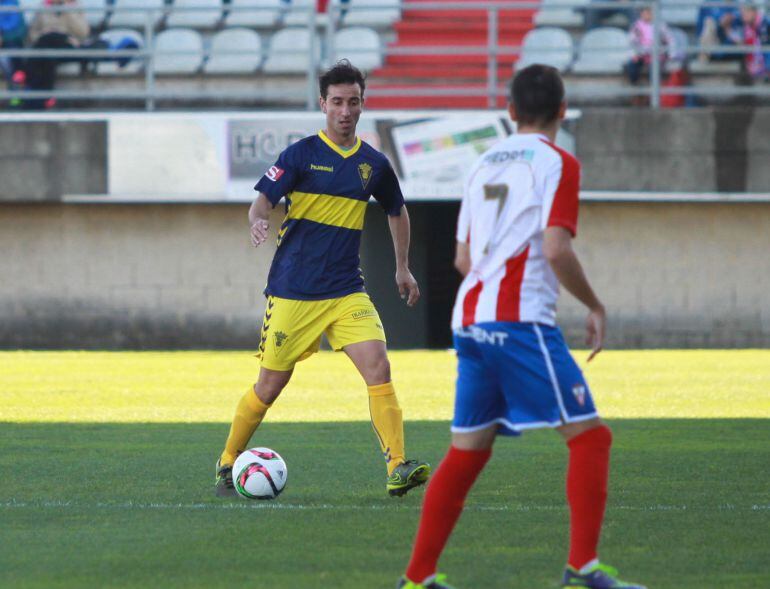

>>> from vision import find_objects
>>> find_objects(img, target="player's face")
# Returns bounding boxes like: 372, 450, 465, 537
320, 83, 363, 140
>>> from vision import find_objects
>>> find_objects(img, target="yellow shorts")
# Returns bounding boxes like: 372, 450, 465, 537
256, 292, 386, 371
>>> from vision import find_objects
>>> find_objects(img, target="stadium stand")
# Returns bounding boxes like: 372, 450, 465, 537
224, 0, 283, 27
109, 0, 165, 28
334, 27, 382, 71
262, 26, 312, 73
366, 0, 536, 108
661, 0, 701, 27
341, 0, 401, 26
534, 0, 586, 27
80, 0, 108, 28
205, 28, 262, 73
166, 0, 223, 29
96, 29, 145, 75
153, 28, 204, 74
285, 0, 326, 26
572, 27, 633, 74
516, 26, 574, 72
5, 0, 768, 109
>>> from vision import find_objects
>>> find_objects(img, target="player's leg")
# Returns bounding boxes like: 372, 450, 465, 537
342, 338, 401, 466
399, 327, 503, 587
216, 367, 293, 491
215, 296, 326, 496
343, 338, 431, 495
400, 428, 495, 588
325, 292, 429, 494
536, 325, 645, 589
557, 417, 611, 572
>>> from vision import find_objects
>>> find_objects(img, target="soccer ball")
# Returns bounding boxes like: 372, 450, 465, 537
232, 447, 287, 500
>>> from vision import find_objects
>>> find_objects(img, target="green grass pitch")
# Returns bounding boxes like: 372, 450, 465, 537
1, 350, 769, 588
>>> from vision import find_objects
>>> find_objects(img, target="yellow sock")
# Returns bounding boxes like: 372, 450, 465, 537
219, 386, 271, 466
368, 382, 405, 476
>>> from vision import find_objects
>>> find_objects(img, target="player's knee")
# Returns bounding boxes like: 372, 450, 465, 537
254, 373, 290, 404
368, 355, 391, 385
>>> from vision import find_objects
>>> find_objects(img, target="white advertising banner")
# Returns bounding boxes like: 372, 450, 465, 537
106, 111, 576, 202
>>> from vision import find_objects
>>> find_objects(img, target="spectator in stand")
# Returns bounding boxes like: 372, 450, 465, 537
697, 0, 743, 62
18, 0, 90, 108
0, 0, 27, 79
626, 6, 677, 87
583, 0, 637, 30
740, 1, 770, 79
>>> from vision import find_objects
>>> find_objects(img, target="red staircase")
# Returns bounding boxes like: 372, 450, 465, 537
366, 0, 538, 109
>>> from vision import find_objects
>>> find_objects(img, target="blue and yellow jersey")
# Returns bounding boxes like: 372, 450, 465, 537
254, 130, 405, 300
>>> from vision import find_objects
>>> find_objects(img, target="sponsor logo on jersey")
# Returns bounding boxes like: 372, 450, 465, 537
310, 163, 334, 172
265, 165, 285, 182
483, 149, 535, 165
352, 308, 376, 321
572, 384, 586, 406
274, 331, 288, 349
358, 162, 373, 190
455, 325, 509, 346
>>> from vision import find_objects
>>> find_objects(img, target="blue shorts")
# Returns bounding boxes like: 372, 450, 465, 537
452, 322, 599, 436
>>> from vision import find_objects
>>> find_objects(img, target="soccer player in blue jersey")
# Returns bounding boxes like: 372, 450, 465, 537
215, 60, 431, 498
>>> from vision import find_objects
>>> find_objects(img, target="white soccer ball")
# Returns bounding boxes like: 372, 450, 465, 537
232, 447, 287, 500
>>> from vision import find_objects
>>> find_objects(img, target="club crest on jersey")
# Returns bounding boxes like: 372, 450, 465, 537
265, 166, 284, 182
274, 331, 288, 349
572, 384, 587, 406
357, 163, 373, 190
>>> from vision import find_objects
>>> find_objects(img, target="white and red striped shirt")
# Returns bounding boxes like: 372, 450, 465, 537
451, 132, 580, 330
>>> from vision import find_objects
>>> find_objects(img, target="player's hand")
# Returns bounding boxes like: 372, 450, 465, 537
585, 304, 606, 362
395, 268, 420, 307
250, 219, 269, 247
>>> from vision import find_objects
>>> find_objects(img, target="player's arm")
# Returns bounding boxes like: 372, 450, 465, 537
543, 226, 605, 361
248, 193, 274, 247
454, 241, 470, 277
387, 205, 420, 307
250, 148, 300, 248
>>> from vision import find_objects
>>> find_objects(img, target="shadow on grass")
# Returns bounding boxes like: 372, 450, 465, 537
0, 419, 768, 589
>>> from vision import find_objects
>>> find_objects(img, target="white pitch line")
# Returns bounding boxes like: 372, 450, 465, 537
1, 500, 767, 512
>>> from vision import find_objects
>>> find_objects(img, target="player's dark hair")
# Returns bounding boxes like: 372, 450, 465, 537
319, 59, 366, 99
510, 64, 565, 126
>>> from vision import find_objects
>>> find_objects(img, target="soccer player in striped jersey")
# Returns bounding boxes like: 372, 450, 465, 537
397, 65, 646, 589
215, 60, 430, 498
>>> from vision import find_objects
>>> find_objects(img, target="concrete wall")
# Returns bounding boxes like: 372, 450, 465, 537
0, 122, 107, 201
1, 201, 769, 348
0, 204, 272, 348
560, 202, 770, 347
575, 108, 770, 191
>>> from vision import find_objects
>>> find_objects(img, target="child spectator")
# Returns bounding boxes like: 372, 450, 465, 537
626, 6, 676, 85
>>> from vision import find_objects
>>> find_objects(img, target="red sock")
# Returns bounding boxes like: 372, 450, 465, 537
566, 425, 613, 570
405, 446, 491, 584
